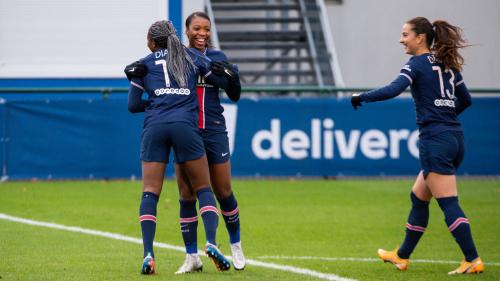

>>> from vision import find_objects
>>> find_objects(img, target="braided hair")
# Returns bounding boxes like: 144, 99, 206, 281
147, 20, 195, 87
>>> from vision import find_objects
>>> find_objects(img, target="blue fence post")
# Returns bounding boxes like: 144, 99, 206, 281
0, 97, 7, 181
168, 0, 182, 38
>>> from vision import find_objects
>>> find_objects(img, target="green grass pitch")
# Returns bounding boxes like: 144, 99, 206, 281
0, 179, 499, 281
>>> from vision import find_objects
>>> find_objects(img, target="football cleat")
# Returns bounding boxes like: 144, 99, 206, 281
175, 253, 203, 275
230, 241, 246, 270
141, 254, 155, 274
377, 248, 409, 271
205, 243, 231, 271
448, 258, 484, 275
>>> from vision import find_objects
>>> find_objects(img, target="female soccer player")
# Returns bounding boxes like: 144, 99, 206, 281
351, 17, 484, 275
126, 20, 231, 274
174, 12, 245, 274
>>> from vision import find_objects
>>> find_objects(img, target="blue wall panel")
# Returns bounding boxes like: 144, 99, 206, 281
1, 94, 498, 179
3, 98, 143, 179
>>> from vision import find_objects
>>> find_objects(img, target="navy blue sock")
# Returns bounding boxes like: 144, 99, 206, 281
397, 192, 429, 259
179, 200, 199, 254
139, 192, 159, 258
437, 196, 479, 262
218, 192, 241, 244
196, 187, 219, 246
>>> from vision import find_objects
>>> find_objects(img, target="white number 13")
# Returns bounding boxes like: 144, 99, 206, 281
432, 66, 455, 99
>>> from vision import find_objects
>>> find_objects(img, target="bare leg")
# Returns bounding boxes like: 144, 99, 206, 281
209, 161, 233, 200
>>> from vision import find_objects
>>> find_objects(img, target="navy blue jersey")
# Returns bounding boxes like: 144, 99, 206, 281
360, 53, 471, 137
196, 48, 239, 132
129, 48, 221, 128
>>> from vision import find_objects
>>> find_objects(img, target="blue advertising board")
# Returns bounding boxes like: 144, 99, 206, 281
228, 97, 500, 176
0, 94, 498, 179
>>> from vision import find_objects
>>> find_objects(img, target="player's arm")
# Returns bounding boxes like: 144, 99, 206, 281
210, 61, 241, 102
124, 61, 147, 81
352, 60, 415, 109
128, 82, 150, 113
187, 48, 234, 91
124, 60, 150, 113
454, 74, 472, 115
351, 75, 411, 109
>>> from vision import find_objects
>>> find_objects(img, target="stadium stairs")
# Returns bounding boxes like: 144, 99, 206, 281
209, 0, 340, 90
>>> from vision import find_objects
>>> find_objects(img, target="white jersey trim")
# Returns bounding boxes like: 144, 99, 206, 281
399, 73, 413, 84
131, 81, 145, 91
456, 80, 464, 86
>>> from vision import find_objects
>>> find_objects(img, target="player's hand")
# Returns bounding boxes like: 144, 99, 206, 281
211, 61, 238, 81
124, 61, 147, 81
351, 93, 362, 110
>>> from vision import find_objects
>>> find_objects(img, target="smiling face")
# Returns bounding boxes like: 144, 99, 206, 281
399, 23, 429, 56
186, 16, 211, 51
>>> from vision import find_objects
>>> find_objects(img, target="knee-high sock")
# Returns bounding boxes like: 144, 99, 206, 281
397, 192, 429, 259
179, 200, 198, 254
196, 187, 219, 246
218, 192, 241, 244
437, 196, 479, 262
139, 192, 159, 258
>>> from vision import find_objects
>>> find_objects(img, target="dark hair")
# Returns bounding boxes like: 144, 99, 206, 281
147, 20, 195, 87
407, 17, 467, 71
185, 11, 211, 29
185, 12, 212, 48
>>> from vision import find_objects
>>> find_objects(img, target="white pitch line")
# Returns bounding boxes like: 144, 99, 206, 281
258, 255, 500, 267
0, 213, 356, 281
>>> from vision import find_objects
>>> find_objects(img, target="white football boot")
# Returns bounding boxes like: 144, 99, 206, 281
230, 241, 246, 270
175, 253, 203, 274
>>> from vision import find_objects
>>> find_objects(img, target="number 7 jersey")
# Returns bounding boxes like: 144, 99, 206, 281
130, 48, 214, 128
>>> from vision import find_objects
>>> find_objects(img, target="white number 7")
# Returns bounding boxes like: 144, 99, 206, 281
155, 59, 171, 87
432, 66, 455, 99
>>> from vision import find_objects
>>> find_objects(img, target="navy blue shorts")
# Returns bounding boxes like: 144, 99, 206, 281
419, 130, 464, 177
201, 130, 230, 164
141, 122, 205, 164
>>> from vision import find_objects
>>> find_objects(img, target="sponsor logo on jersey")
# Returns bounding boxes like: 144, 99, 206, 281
154, 88, 191, 96
434, 99, 455, 107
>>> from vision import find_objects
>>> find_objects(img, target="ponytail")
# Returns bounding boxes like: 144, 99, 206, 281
432, 20, 467, 71
406, 17, 467, 71
147, 20, 195, 87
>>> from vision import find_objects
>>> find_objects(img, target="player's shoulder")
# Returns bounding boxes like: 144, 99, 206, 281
206, 48, 228, 61
187, 47, 204, 59
139, 52, 158, 65
402, 53, 433, 73
414, 53, 435, 66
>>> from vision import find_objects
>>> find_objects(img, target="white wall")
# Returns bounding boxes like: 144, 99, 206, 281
326, 0, 500, 87
1, 0, 498, 86
0, 0, 168, 78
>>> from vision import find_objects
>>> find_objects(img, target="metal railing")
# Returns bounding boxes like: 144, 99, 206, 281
205, 0, 221, 50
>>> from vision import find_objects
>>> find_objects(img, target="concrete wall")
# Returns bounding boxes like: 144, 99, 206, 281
0, 0, 498, 87
0, 0, 204, 78
326, 0, 500, 87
